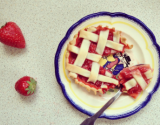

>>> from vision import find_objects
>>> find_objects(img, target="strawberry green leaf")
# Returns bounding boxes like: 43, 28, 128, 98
30, 78, 34, 83
25, 77, 37, 95
25, 88, 29, 91
27, 90, 31, 95
27, 81, 32, 85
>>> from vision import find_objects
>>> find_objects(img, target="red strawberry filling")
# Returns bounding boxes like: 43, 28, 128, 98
68, 26, 129, 93
119, 64, 152, 98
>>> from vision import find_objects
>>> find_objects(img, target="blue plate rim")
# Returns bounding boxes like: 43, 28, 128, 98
54, 11, 160, 120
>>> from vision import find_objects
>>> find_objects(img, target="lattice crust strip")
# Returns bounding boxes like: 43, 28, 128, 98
96, 30, 109, 55
124, 78, 137, 90
87, 62, 100, 83
67, 45, 102, 62
79, 30, 99, 42
74, 39, 90, 67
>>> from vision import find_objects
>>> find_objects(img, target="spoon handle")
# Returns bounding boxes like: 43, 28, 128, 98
91, 90, 122, 120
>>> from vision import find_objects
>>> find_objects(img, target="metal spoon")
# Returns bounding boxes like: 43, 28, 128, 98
80, 64, 143, 125
80, 85, 122, 125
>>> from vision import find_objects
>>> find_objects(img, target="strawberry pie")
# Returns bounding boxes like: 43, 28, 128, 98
119, 64, 153, 98
65, 25, 133, 94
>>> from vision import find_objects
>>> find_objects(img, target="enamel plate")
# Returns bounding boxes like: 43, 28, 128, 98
55, 12, 160, 119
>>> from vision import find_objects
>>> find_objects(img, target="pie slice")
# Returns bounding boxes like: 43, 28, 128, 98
118, 64, 153, 98
66, 25, 133, 94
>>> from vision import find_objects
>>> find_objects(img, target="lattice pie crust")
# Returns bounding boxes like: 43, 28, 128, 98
65, 26, 133, 94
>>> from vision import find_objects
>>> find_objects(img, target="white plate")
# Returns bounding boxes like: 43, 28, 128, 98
55, 12, 160, 119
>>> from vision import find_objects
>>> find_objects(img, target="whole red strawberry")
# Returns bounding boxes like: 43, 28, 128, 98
15, 76, 37, 96
0, 22, 25, 48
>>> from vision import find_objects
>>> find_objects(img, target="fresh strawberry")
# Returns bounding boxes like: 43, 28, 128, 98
0, 22, 25, 48
15, 76, 37, 96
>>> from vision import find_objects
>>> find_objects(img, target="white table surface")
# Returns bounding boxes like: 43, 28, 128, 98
0, 0, 160, 125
